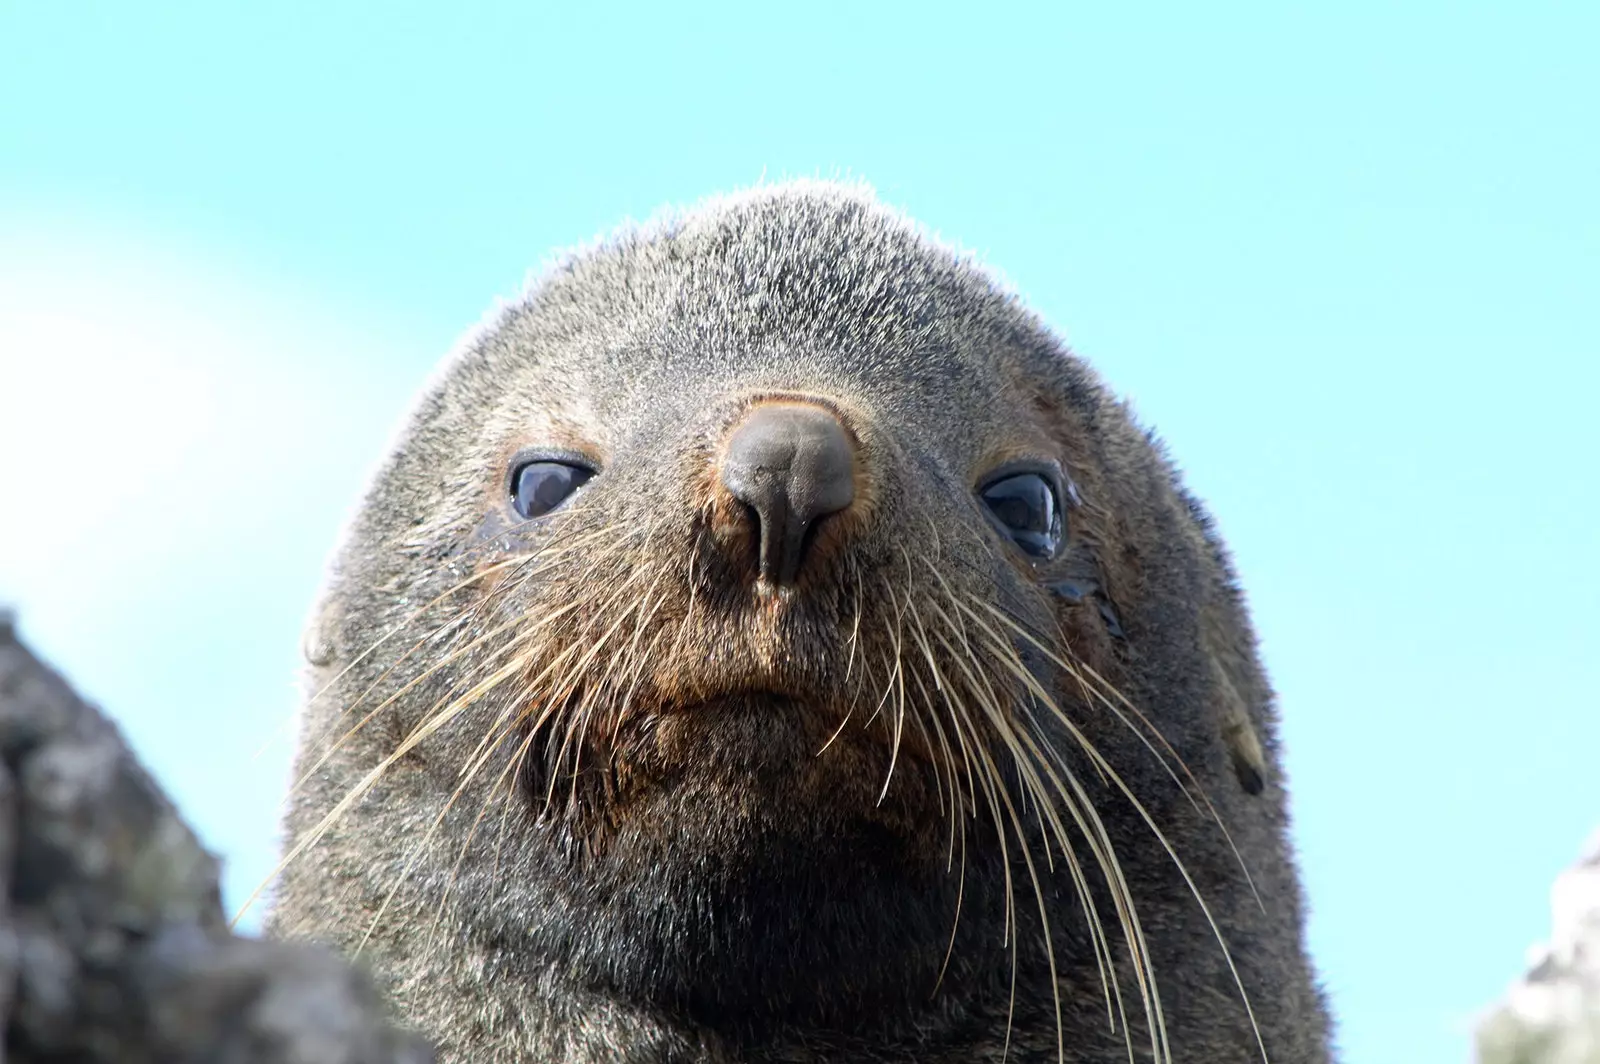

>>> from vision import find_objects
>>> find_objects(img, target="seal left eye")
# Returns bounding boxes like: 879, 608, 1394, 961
511, 460, 595, 519
980, 472, 1062, 558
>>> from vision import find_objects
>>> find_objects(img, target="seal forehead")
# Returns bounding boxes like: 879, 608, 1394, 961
483, 182, 1033, 450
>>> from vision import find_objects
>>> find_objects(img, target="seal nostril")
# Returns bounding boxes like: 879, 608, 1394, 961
720, 402, 856, 585
738, 500, 764, 571
792, 517, 831, 585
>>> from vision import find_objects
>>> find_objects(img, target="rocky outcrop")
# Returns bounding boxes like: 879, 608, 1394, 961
1477, 830, 1600, 1064
0, 615, 432, 1063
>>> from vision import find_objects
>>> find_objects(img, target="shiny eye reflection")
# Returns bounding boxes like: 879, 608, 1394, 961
981, 472, 1063, 557
511, 460, 595, 520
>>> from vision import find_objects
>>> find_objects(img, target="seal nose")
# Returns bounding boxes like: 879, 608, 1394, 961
720, 402, 856, 586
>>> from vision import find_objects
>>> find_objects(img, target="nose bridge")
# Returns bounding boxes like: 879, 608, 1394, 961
718, 400, 858, 586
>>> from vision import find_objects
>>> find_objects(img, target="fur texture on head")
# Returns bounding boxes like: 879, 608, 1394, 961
268, 180, 1333, 1063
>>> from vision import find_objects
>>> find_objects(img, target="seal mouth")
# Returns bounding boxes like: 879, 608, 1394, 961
621, 684, 937, 764
623, 687, 894, 766
511, 680, 945, 840
654, 686, 799, 716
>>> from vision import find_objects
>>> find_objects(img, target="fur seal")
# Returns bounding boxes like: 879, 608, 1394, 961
267, 181, 1334, 1063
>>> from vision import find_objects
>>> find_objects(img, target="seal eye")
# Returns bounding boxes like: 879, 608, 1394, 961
511, 460, 595, 520
981, 472, 1062, 558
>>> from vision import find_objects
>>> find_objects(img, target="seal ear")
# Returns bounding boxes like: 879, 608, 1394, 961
1210, 656, 1267, 795
1186, 503, 1271, 796
1163, 474, 1272, 797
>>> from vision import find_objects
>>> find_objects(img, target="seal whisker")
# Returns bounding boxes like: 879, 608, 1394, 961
814, 659, 865, 758
315, 519, 618, 734
610, 596, 675, 740
932, 662, 1060, 1064
918, 578, 1148, 1041
899, 588, 1065, 1064
292, 532, 610, 774
558, 598, 651, 801
234, 596, 585, 926
284, 600, 573, 805
301, 553, 532, 714
891, 643, 959, 854
962, 604, 1279, 1064
358, 558, 627, 953
353, 714, 528, 961
396, 595, 598, 791
915, 687, 971, 995
954, 604, 1170, 1063
386, 634, 610, 950
480, 709, 559, 929
257, 644, 543, 936
920, 585, 1129, 1051
535, 555, 671, 813
861, 640, 901, 738
422, 736, 532, 961
1003, 712, 1145, 1061
980, 602, 1268, 914
558, 584, 665, 809
280, 555, 535, 779
1075, 659, 1267, 913
512, 524, 668, 787
932, 621, 1131, 1064
423, 637, 599, 946
876, 572, 916, 804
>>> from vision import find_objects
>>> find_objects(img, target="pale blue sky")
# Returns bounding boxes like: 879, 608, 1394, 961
1, 4, 1596, 1062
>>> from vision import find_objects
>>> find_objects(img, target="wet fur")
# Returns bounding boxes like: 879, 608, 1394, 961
267, 182, 1334, 1062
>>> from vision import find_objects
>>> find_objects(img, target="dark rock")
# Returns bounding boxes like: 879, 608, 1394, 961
0, 616, 433, 1064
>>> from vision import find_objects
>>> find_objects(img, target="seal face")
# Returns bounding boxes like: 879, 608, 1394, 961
270, 182, 1334, 1063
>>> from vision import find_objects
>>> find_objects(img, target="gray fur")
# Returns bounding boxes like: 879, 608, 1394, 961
269, 181, 1334, 1062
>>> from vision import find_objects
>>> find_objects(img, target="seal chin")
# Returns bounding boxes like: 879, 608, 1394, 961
508, 693, 991, 1027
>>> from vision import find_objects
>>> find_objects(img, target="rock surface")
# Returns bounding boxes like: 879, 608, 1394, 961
0, 615, 433, 1063
1477, 829, 1600, 1064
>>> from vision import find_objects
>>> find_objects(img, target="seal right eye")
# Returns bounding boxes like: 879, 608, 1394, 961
980, 471, 1063, 558
511, 460, 595, 519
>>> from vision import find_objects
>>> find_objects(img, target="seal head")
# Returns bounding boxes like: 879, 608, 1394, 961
270, 181, 1333, 1063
